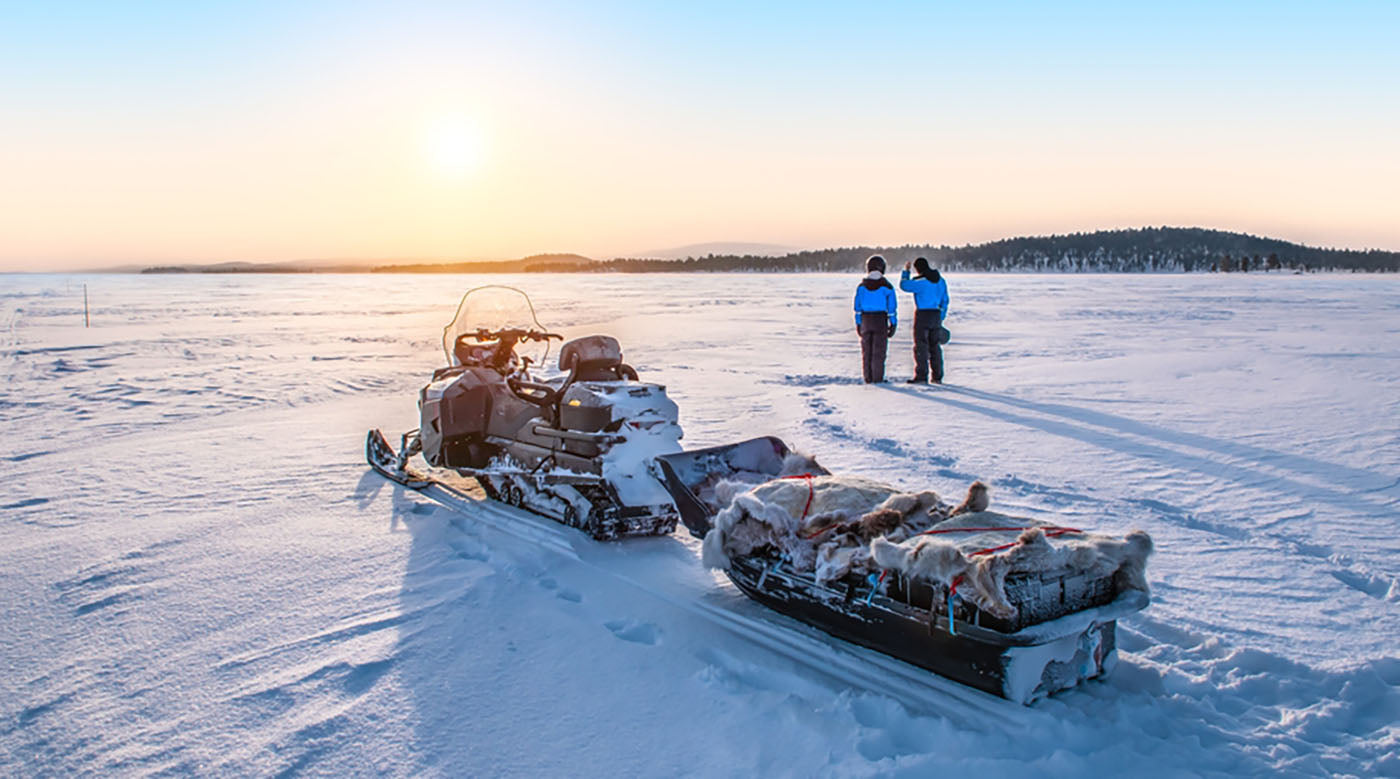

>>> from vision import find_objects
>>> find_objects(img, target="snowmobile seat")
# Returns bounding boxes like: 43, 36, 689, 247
558, 335, 638, 383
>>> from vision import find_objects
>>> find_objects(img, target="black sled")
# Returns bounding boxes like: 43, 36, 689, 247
656, 441, 1149, 705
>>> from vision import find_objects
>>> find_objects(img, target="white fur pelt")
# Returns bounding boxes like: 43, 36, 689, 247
700, 474, 942, 575
777, 450, 825, 477
870, 510, 1154, 619
696, 451, 826, 513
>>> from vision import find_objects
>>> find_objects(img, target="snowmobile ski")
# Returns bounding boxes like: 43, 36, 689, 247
365, 428, 431, 489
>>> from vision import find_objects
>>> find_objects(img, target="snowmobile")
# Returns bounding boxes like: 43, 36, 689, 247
366, 285, 684, 540
655, 444, 1151, 705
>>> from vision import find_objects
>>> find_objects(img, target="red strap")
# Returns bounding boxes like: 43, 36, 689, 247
790, 484, 1083, 551
942, 527, 1081, 606
781, 473, 817, 525
965, 526, 1082, 557
918, 524, 1082, 538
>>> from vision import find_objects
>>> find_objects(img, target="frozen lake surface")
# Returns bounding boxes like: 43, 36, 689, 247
2, 272, 1398, 776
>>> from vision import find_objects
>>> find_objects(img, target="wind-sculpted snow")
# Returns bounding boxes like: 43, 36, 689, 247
1, 272, 1397, 776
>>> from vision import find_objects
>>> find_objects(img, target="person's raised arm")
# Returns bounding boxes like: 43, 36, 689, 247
898, 264, 916, 292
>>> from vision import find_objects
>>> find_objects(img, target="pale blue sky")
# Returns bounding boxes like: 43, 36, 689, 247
2, 1, 1397, 268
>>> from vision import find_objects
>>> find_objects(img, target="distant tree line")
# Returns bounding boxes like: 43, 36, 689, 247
540, 228, 1395, 274
923, 228, 1397, 273
145, 227, 1399, 274
561, 228, 1393, 274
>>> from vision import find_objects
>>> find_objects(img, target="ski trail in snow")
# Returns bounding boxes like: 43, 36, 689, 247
947, 385, 1393, 491
875, 383, 1393, 515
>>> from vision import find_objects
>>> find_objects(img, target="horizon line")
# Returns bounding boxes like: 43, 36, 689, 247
13, 224, 1400, 274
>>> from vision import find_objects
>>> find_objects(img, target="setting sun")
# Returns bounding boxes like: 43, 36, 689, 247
420, 114, 485, 180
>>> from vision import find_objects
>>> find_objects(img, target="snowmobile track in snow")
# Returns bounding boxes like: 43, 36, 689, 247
406, 474, 1034, 731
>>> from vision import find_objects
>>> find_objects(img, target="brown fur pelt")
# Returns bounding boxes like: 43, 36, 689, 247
803, 506, 912, 544
852, 508, 905, 540
801, 490, 943, 542
948, 481, 990, 517
806, 492, 946, 583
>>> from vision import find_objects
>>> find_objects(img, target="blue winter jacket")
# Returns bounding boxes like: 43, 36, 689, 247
899, 269, 949, 314
853, 278, 897, 328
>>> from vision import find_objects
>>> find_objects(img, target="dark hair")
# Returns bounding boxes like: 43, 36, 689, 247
866, 255, 886, 273
913, 257, 940, 283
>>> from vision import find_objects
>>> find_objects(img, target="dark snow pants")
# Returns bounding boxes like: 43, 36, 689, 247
859, 312, 889, 383
912, 308, 943, 382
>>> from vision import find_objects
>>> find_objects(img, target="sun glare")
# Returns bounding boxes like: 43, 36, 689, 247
420, 115, 484, 180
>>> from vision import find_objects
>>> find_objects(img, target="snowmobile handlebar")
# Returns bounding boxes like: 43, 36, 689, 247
469, 327, 563, 343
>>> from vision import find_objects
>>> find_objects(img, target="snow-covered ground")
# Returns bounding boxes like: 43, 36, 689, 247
2, 272, 1397, 777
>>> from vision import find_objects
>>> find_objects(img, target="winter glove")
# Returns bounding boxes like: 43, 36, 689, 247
887, 324, 896, 338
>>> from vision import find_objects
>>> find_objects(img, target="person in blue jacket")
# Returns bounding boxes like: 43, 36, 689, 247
853, 255, 898, 383
899, 257, 949, 383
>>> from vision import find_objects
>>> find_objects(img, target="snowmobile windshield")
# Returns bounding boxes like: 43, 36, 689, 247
441, 285, 553, 369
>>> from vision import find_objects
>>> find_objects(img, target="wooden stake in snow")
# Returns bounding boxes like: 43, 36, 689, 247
84, 284, 90, 328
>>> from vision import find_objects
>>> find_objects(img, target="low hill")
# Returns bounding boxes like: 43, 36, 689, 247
368, 253, 594, 273
138, 254, 595, 274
